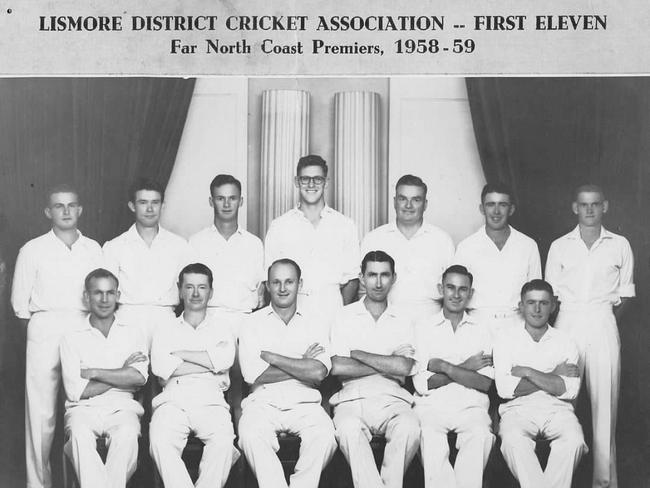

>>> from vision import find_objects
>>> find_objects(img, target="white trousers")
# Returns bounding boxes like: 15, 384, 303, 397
25, 310, 86, 488
238, 400, 337, 488
64, 407, 140, 488
555, 304, 619, 488
333, 396, 420, 488
392, 300, 442, 325
415, 406, 494, 488
499, 408, 587, 488
149, 403, 239, 488
115, 304, 175, 350
469, 308, 522, 342
298, 285, 344, 324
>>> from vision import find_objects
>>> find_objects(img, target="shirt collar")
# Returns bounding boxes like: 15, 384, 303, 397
292, 203, 335, 220
82, 315, 125, 336
264, 305, 303, 324
520, 322, 556, 342
47, 229, 85, 248
352, 299, 397, 319
387, 221, 430, 237
126, 224, 169, 244
210, 224, 243, 239
178, 313, 210, 330
432, 310, 475, 328
566, 225, 613, 240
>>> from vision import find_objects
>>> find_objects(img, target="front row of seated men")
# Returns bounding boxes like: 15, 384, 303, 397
61, 251, 587, 488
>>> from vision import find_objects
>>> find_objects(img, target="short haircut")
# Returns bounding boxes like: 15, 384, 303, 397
268, 258, 302, 281
574, 183, 606, 202
84, 268, 119, 291
128, 177, 164, 203
481, 182, 515, 205
210, 174, 242, 195
442, 264, 473, 287
178, 263, 213, 288
361, 250, 395, 274
395, 174, 427, 196
47, 183, 80, 205
520, 279, 554, 299
296, 155, 328, 177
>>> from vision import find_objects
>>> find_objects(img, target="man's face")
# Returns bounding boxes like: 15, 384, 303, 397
128, 189, 162, 228
210, 183, 242, 223
178, 272, 213, 312
394, 184, 427, 225
572, 191, 608, 228
361, 260, 396, 303
266, 262, 301, 310
438, 273, 473, 314
480, 192, 514, 231
519, 289, 555, 330
84, 276, 120, 320
295, 165, 327, 205
45, 192, 82, 231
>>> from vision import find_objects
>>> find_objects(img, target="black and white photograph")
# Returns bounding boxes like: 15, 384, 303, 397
0, 75, 648, 488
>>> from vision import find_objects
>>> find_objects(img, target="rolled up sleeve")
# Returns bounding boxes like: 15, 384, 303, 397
60, 335, 89, 403
493, 341, 518, 399
11, 244, 36, 319
151, 328, 183, 381
557, 338, 581, 400
238, 324, 268, 384
617, 238, 635, 299
206, 336, 236, 373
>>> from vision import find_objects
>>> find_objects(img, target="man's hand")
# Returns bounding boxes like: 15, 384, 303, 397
459, 351, 493, 371
552, 361, 580, 377
80, 368, 94, 380
303, 343, 325, 359
123, 352, 148, 368
511, 365, 530, 378
393, 344, 415, 357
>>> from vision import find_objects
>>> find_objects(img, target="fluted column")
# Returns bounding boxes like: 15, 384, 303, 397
260, 89, 310, 236
334, 91, 381, 237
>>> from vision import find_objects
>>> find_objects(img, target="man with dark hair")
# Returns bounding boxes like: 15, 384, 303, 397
189, 174, 264, 328
545, 184, 634, 488
12, 184, 103, 488
494, 280, 586, 488
103, 177, 192, 347
60, 268, 148, 488
413, 265, 494, 488
455, 182, 541, 337
330, 251, 420, 488
149, 262, 240, 488
264, 155, 360, 322
361, 174, 454, 321
238, 259, 336, 488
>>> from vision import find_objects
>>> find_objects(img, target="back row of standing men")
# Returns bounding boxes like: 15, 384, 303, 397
12, 155, 634, 488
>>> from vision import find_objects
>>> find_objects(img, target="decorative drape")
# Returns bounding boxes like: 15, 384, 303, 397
0, 78, 195, 484
466, 77, 650, 478
259, 89, 310, 236
334, 91, 381, 237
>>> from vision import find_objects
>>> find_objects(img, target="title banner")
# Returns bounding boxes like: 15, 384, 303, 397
1, 0, 648, 75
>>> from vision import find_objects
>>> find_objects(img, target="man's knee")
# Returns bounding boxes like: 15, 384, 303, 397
333, 413, 367, 443
389, 410, 420, 439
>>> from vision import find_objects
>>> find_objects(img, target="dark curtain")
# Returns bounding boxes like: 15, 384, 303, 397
466, 77, 650, 483
0, 78, 195, 484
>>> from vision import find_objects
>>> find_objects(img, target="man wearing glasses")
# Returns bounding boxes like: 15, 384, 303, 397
264, 155, 360, 321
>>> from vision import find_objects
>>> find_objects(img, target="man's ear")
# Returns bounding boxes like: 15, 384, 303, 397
127, 201, 136, 213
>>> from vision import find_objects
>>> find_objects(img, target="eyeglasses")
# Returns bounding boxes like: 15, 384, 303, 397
297, 176, 326, 186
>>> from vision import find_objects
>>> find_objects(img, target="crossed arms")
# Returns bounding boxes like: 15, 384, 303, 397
254, 343, 328, 388
331, 344, 415, 382
511, 361, 579, 397
424, 351, 493, 393
80, 352, 148, 399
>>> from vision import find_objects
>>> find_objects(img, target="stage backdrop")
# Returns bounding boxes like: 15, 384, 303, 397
467, 76, 650, 483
